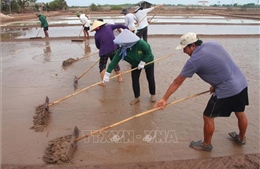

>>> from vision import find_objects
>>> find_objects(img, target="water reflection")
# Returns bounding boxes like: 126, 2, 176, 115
0, 27, 30, 40
43, 39, 51, 62
84, 40, 91, 55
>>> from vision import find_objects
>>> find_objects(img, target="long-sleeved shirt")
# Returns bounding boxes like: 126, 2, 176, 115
94, 24, 128, 56
107, 40, 154, 73
38, 14, 48, 28
124, 13, 137, 30
135, 7, 154, 30
79, 14, 90, 27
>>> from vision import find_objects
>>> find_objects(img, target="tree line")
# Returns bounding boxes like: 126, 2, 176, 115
1, 0, 68, 13
1, 1, 258, 14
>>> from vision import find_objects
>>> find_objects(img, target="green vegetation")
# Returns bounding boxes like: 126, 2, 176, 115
1, 1, 259, 14
48, 0, 68, 10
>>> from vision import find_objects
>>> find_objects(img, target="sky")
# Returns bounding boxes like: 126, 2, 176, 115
38, 0, 258, 6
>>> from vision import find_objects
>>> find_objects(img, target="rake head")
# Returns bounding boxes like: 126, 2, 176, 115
66, 126, 80, 161
73, 76, 78, 90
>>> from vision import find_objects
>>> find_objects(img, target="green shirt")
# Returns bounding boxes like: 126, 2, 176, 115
39, 14, 48, 28
107, 40, 154, 73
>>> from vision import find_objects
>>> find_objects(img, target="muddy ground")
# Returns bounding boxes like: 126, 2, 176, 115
1, 11, 260, 169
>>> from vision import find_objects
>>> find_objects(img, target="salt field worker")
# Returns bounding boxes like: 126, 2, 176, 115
36, 13, 49, 37
76, 12, 91, 39
154, 32, 249, 151
103, 29, 156, 105
120, 9, 137, 33
90, 19, 128, 85
133, 4, 163, 42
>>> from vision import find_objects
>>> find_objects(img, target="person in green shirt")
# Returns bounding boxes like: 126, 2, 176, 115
104, 29, 156, 105
36, 13, 49, 37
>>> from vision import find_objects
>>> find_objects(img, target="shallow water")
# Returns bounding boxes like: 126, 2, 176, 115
1, 14, 259, 40
1, 36, 259, 167
1, 14, 260, 166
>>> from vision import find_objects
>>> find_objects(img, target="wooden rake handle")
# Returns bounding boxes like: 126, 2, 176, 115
149, 6, 162, 23
131, 15, 147, 32
36, 28, 41, 37
75, 90, 210, 141
109, 53, 173, 80
77, 59, 100, 80
48, 53, 173, 107
78, 27, 83, 39
78, 51, 99, 61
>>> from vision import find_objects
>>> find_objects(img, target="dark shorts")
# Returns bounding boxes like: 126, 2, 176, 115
43, 27, 48, 31
204, 87, 249, 117
83, 26, 90, 31
99, 51, 120, 72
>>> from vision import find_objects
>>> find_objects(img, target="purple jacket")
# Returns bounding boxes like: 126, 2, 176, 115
94, 24, 128, 57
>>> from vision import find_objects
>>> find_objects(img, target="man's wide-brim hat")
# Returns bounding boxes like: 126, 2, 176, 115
120, 9, 129, 14
90, 20, 107, 32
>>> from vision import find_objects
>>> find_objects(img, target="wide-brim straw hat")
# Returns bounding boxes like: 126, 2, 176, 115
90, 20, 107, 32
120, 9, 129, 14
133, 6, 141, 13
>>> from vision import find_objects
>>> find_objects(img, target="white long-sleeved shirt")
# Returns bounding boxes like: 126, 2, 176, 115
79, 14, 90, 27
124, 13, 137, 30
135, 7, 154, 30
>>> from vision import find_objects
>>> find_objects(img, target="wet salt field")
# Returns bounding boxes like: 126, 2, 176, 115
1, 13, 260, 168
1, 14, 259, 40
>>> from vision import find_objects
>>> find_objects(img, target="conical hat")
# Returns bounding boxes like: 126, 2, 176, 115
90, 20, 106, 32
113, 29, 140, 45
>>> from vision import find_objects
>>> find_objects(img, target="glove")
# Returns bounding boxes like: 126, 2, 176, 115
103, 72, 111, 82
138, 61, 145, 70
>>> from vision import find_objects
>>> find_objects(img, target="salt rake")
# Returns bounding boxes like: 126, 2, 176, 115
71, 27, 84, 42
32, 54, 173, 132
62, 51, 98, 67
43, 90, 210, 164
74, 58, 100, 90
149, 6, 163, 23
30, 28, 42, 39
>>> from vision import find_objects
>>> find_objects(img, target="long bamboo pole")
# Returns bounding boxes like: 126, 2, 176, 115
49, 53, 173, 107
75, 90, 210, 141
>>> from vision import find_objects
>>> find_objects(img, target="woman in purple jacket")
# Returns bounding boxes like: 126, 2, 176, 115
90, 19, 128, 85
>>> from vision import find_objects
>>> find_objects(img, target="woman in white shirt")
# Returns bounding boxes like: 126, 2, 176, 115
133, 4, 163, 42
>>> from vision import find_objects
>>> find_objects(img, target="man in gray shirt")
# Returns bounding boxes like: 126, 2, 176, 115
154, 32, 248, 151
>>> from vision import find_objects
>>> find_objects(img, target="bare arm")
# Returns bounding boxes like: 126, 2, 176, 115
154, 75, 186, 110
154, 4, 164, 9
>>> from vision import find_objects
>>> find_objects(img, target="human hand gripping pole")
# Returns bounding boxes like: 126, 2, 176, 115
43, 90, 210, 163
46, 54, 173, 108
106, 54, 172, 83
33, 54, 174, 133
138, 61, 145, 69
